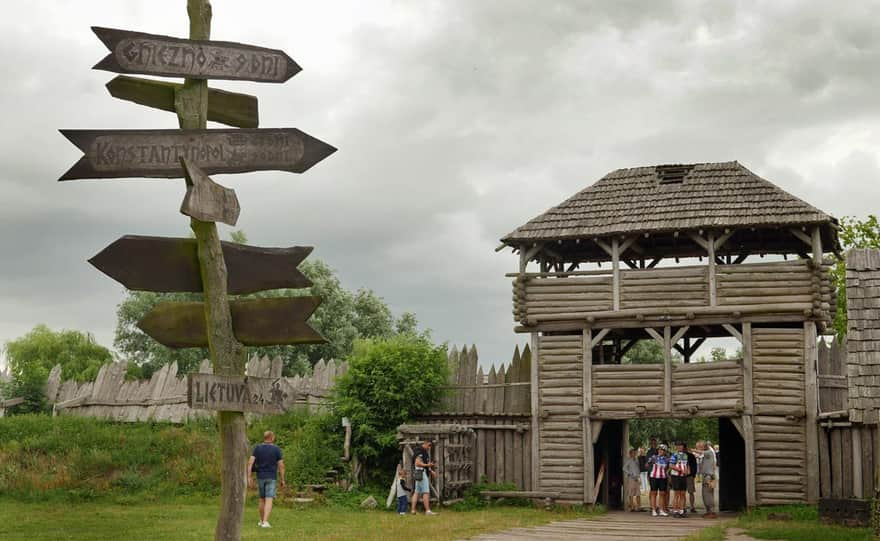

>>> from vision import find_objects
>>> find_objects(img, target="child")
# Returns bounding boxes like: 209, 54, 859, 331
395, 464, 410, 515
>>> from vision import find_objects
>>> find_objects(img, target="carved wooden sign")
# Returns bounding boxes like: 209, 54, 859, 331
188, 373, 293, 414
59, 128, 336, 180
180, 158, 240, 225
106, 75, 259, 128
138, 296, 325, 348
92, 27, 301, 83
89, 235, 313, 294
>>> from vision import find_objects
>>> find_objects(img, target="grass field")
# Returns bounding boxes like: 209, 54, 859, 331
0, 497, 600, 541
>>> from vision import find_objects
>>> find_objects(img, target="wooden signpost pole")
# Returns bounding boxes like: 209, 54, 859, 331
176, 2, 247, 540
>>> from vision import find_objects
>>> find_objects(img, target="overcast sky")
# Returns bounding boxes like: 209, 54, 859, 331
1, 1, 879, 372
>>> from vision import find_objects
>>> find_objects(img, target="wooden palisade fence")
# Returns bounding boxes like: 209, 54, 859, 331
46, 356, 346, 423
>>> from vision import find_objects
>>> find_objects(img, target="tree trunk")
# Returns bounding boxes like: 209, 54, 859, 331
175, 2, 248, 540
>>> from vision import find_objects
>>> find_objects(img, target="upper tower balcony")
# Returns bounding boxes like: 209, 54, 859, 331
499, 162, 840, 331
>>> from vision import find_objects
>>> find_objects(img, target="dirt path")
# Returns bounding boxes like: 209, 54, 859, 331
462, 510, 727, 540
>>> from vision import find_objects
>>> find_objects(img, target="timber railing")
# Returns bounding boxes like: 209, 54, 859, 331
512, 259, 835, 326
46, 356, 346, 423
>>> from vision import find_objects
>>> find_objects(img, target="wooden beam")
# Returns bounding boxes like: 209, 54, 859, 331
611, 238, 620, 311
743, 322, 753, 416
805, 321, 820, 503
687, 231, 709, 251
789, 227, 812, 247
743, 414, 756, 507
590, 420, 603, 444
594, 238, 613, 257
853, 427, 863, 498
645, 327, 664, 348
618, 339, 637, 358
531, 332, 540, 491
623, 259, 639, 270
647, 257, 661, 268
619, 236, 637, 254
671, 325, 690, 345
733, 253, 748, 264
729, 417, 745, 438
664, 326, 672, 412
812, 226, 823, 265
714, 230, 735, 251
591, 328, 611, 349
520, 244, 542, 273
583, 324, 596, 505
722, 323, 742, 343
708, 231, 717, 306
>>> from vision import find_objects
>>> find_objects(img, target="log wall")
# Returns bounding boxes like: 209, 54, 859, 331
620, 266, 708, 309
513, 274, 612, 324
46, 356, 345, 422
672, 361, 743, 413
537, 333, 584, 502
752, 327, 807, 504
591, 364, 664, 414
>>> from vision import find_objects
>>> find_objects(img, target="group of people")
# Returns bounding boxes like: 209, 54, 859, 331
388, 439, 439, 515
623, 437, 718, 518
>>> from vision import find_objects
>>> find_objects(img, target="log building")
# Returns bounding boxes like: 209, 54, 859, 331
499, 161, 839, 508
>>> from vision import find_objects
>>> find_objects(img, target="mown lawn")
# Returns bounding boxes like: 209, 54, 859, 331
0, 497, 600, 541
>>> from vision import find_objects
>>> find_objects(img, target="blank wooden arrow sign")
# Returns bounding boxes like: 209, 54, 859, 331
180, 157, 240, 225
138, 296, 325, 348
89, 235, 312, 294
106, 76, 259, 128
59, 128, 336, 180
92, 27, 301, 83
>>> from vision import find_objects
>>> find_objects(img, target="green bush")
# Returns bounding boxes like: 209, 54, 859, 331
332, 335, 448, 482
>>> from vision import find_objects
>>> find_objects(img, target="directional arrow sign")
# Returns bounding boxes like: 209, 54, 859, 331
106, 75, 259, 128
138, 296, 325, 348
89, 235, 313, 294
188, 374, 295, 415
59, 128, 336, 180
92, 27, 301, 83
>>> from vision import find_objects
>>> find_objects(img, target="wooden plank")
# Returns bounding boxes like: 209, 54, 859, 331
664, 326, 671, 412
584, 417, 594, 504
708, 232, 717, 305
138, 296, 324, 347
862, 425, 874, 497
744, 414, 756, 507
92, 26, 300, 82
179, 158, 240, 225
530, 333, 540, 490
188, 373, 290, 414
804, 322, 820, 503
819, 426, 831, 498
89, 235, 312, 295
59, 128, 336, 180
853, 427, 863, 498
842, 427, 854, 498
106, 75, 258, 128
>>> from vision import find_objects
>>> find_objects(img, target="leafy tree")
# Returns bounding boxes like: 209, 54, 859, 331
2, 325, 112, 414
4, 324, 111, 383
629, 418, 719, 449
832, 215, 880, 340
622, 340, 663, 364
114, 233, 423, 377
332, 335, 448, 482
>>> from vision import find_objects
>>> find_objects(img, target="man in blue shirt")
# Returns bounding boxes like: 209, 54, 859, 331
247, 431, 285, 528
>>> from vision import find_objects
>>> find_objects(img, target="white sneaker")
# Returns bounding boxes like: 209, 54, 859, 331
659, 510, 669, 517
651, 509, 658, 517
261, 522, 271, 528
425, 510, 437, 515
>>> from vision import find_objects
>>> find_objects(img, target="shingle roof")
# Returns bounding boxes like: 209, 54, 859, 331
502, 161, 835, 243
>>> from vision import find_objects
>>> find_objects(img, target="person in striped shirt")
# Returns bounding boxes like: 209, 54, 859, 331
647, 443, 669, 516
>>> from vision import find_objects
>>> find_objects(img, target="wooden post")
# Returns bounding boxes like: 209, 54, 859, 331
176, 3, 247, 540
583, 326, 593, 504
611, 238, 620, 311
530, 332, 540, 491
811, 226, 823, 265
707, 231, 717, 306
663, 326, 672, 412
853, 426, 863, 498
804, 321, 820, 503
743, 322, 753, 415
743, 414, 756, 507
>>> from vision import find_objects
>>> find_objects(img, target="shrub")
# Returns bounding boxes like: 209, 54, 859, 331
332, 335, 448, 482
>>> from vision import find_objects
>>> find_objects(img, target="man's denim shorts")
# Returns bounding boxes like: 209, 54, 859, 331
258, 479, 277, 498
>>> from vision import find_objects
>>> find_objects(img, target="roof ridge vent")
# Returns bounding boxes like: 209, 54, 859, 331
656, 164, 694, 185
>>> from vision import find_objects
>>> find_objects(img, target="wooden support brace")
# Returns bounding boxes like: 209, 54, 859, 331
722, 323, 742, 343
789, 227, 813, 247
594, 238, 613, 257
686, 231, 709, 251
591, 328, 611, 349
645, 327, 664, 348
714, 230, 735, 250
671, 325, 690, 345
